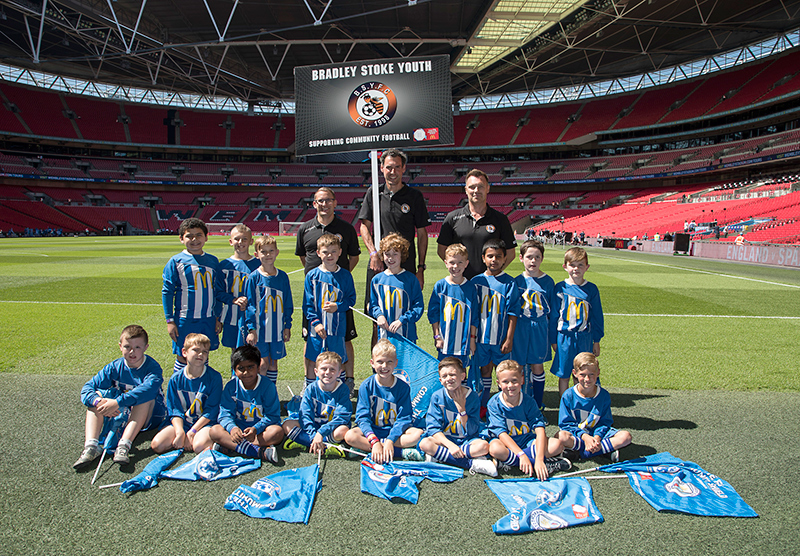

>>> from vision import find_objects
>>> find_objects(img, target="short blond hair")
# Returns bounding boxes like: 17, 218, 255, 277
444, 243, 468, 260
371, 338, 397, 359
316, 351, 342, 369
317, 233, 341, 250
230, 224, 252, 236
183, 333, 211, 350
564, 247, 588, 265
254, 235, 277, 251
573, 352, 599, 371
496, 359, 523, 378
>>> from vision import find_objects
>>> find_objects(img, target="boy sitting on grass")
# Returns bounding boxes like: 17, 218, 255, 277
209, 345, 283, 463
419, 357, 496, 476
556, 352, 631, 463
74, 325, 166, 468
282, 351, 351, 458
345, 340, 423, 463
151, 333, 222, 454
488, 360, 570, 480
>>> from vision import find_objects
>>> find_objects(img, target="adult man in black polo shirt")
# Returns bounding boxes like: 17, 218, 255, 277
358, 148, 430, 343
295, 186, 360, 395
437, 169, 517, 279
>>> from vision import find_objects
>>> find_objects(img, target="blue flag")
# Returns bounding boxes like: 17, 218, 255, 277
360, 458, 463, 504
119, 450, 182, 493
388, 334, 442, 427
224, 465, 321, 524
599, 452, 758, 517
486, 477, 603, 534
96, 388, 130, 453
161, 449, 261, 481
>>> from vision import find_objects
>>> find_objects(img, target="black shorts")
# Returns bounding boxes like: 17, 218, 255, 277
302, 309, 357, 341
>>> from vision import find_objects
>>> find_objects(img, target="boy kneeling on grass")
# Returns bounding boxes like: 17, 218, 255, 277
556, 352, 631, 463
282, 351, 351, 458
208, 345, 283, 463
74, 325, 167, 468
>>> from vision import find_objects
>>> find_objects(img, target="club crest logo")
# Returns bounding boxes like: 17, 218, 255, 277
253, 477, 282, 497
665, 475, 700, 497
349, 82, 398, 128
197, 454, 220, 480
535, 488, 563, 508
401, 204, 410, 213
486, 225, 496, 233
528, 509, 569, 530
394, 368, 411, 384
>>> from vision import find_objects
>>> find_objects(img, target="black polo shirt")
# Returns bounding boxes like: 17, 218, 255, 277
357, 183, 430, 272
295, 216, 361, 274
437, 204, 517, 279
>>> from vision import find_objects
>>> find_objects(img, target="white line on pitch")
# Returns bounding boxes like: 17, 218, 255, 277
0, 300, 161, 307
606, 313, 800, 319
591, 252, 800, 289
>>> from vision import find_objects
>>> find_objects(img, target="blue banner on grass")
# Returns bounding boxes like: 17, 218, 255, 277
388, 334, 442, 427
120, 450, 182, 493
224, 464, 321, 524
360, 458, 463, 504
161, 449, 261, 481
599, 452, 758, 517
486, 477, 603, 533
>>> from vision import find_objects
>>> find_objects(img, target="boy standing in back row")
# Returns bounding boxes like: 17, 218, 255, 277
550, 247, 604, 396
218, 224, 260, 354
162, 218, 232, 375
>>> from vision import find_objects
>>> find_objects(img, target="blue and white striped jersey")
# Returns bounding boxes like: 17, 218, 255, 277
370, 269, 424, 342
165, 366, 223, 430
303, 265, 356, 339
471, 272, 519, 346
427, 278, 479, 357
162, 250, 230, 321
218, 375, 280, 434
218, 257, 261, 326
243, 268, 294, 345
549, 280, 604, 343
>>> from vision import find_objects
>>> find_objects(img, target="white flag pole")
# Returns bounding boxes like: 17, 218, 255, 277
370, 149, 381, 246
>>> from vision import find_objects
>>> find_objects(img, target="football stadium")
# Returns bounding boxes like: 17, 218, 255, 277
1, 1, 799, 554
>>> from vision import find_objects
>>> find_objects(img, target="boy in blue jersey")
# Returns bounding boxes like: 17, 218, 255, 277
282, 351, 351, 457
243, 235, 293, 385
218, 224, 260, 353
419, 357, 497, 476
556, 353, 631, 462
512, 239, 554, 411
472, 239, 520, 415
208, 345, 283, 463
428, 243, 479, 366
302, 233, 356, 388
549, 247, 604, 396
370, 233, 424, 343
73, 325, 167, 468
488, 360, 570, 479
151, 334, 222, 454
344, 340, 424, 463
162, 218, 232, 375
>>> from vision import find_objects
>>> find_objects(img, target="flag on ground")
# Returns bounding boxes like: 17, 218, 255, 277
486, 477, 603, 534
119, 450, 182, 493
387, 333, 442, 427
598, 452, 758, 517
161, 449, 261, 481
224, 464, 321, 524
360, 458, 463, 504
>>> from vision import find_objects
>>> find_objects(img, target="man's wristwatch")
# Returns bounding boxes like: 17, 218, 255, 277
418, 264, 426, 270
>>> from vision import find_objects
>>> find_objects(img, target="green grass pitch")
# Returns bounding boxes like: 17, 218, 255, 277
0, 235, 798, 555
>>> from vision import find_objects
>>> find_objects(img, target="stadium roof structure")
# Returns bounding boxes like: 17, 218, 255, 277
0, 0, 799, 109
